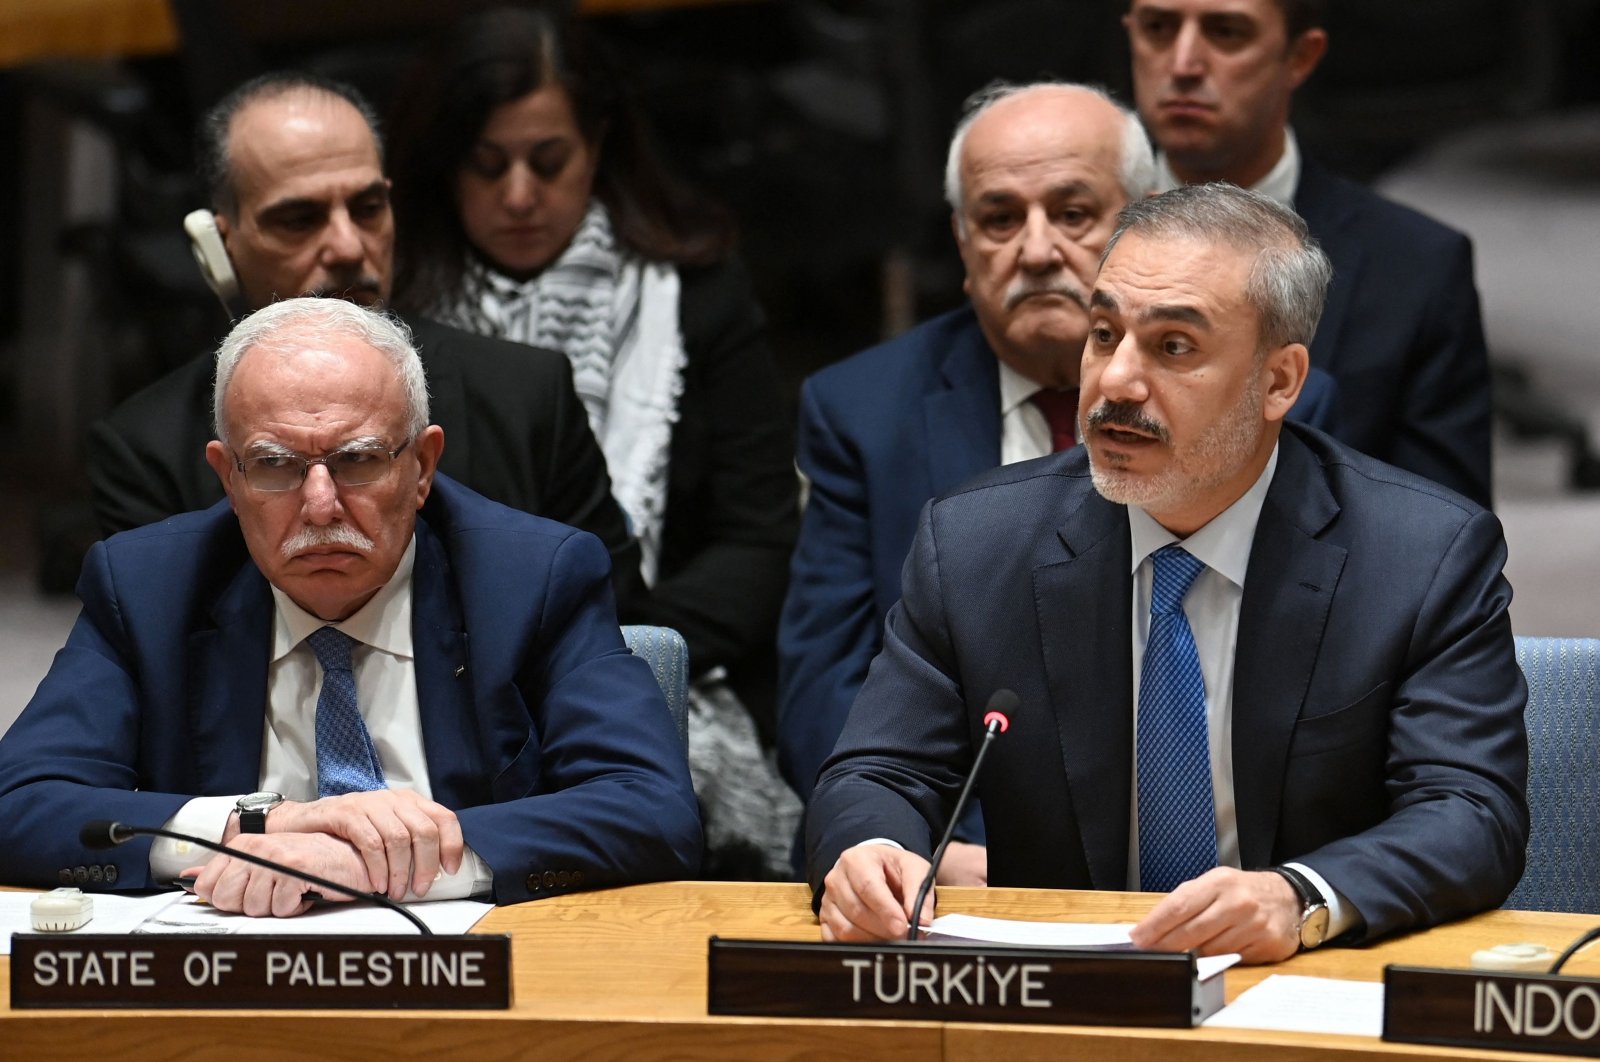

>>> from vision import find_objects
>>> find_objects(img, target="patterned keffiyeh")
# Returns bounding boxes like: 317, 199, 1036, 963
436, 203, 686, 584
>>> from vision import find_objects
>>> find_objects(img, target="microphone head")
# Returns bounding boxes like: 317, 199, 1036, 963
79, 820, 130, 850
983, 689, 1018, 733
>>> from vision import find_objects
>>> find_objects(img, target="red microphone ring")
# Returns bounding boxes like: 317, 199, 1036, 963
983, 711, 1010, 733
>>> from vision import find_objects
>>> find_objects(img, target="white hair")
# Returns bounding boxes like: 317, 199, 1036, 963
943, 81, 1156, 226
211, 297, 429, 446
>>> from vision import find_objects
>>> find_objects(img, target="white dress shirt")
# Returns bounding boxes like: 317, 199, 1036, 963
1155, 126, 1302, 209
150, 537, 493, 899
998, 358, 1063, 466
1123, 445, 1357, 939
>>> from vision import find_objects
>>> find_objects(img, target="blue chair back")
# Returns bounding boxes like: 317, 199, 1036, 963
622, 625, 690, 751
1505, 636, 1600, 913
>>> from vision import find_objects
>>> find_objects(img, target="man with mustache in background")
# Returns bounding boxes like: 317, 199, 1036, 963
87, 73, 641, 603
777, 81, 1338, 885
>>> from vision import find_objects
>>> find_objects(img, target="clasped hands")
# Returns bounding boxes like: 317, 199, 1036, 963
184, 789, 463, 918
820, 845, 1304, 964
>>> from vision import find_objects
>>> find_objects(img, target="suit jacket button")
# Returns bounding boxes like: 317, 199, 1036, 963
557, 871, 571, 887
526, 873, 541, 892
58, 869, 74, 885
104, 865, 118, 884
572, 871, 583, 887
72, 866, 89, 884
88, 865, 104, 883
543, 871, 557, 888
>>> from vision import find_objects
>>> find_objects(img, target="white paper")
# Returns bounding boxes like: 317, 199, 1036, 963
924, 913, 1241, 981
1204, 973, 1384, 1037
131, 894, 492, 936
2, 889, 490, 951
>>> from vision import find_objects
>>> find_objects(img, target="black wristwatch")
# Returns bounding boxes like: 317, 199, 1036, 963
235, 791, 283, 835
1270, 865, 1330, 950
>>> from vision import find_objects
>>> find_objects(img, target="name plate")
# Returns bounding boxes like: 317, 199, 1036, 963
10, 934, 511, 1010
1385, 965, 1600, 1057
707, 937, 1220, 1026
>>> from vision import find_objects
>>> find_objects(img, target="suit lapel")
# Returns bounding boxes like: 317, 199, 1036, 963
1231, 432, 1346, 868
189, 562, 273, 793
923, 316, 1002, 497
1033, 484, 1135, 889
409, 516, 475, 807
1294, 161, 1362, 375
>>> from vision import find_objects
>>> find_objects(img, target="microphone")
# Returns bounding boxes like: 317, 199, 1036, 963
907, 688, 1017, 941
80, 820, 432, 934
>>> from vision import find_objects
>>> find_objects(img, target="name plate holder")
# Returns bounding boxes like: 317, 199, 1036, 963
1385, 965, 1600, 1057
10, 934, 511, 1010
707, 937, 1223, 1026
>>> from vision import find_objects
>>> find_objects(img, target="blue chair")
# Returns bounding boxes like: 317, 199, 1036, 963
622, 625, 690, 751
1505, 636, 1600, 913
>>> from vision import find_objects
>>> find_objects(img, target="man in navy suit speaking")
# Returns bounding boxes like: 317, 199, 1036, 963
807, 184, 1525, 964
0, 298, 701, 915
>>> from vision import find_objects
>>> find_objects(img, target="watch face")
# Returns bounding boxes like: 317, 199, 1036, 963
1301, 905, 1331, 948
238, 791, 283, 812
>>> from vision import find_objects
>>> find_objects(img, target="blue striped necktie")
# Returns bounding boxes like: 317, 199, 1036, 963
307, 627, 387, 798
1137, 545, 1215, 892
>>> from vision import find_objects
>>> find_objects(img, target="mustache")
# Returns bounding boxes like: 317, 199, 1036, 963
282, 523, 375, 559
1004, 276, 1087, 312
1086, 401, 1171, 444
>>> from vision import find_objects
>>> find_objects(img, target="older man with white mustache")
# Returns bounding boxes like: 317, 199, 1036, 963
0, 296, 702, 915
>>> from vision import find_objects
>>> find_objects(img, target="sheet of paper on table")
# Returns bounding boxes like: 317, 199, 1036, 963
926, 913, 1240, 980
1203, 974, 1385, 1037
1, 889, 491, 952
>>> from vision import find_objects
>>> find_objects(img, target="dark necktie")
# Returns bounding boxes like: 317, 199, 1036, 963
1137, 545, 1215, 892
1029, 388, 1079, 452
307, 626, 387, 798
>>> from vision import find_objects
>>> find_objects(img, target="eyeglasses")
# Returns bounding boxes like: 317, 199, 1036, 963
232, 439, 411, 492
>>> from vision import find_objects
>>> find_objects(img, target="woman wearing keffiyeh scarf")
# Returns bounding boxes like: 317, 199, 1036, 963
390, 7, 800, 880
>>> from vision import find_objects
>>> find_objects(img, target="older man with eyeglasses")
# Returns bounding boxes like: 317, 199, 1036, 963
0, 297, 702, 916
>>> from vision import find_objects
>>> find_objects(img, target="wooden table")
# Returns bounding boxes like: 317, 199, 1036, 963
3, 882, 1595, 1060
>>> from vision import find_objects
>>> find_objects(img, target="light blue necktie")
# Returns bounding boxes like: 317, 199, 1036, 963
307, 627, 387, 798
1137, 545, 1216, 893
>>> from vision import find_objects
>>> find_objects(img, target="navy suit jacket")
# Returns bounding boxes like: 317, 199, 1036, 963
805, 424, 1528, 942
777, 304, 1339, 809
1296, 157, 1493, 508
0, 476, 702, 902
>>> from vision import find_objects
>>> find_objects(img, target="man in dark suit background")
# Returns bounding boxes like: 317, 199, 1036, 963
0, 297, 700, 914
86, 72, 641, 599
777, 82, 1336, 886
1124, 0, 1493, 507
808, 183, 1526, 964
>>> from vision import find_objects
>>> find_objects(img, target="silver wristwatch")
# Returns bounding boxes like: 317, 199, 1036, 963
235, 791, 283, 835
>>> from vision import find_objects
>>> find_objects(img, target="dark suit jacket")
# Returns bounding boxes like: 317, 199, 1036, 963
805, 424, 1527, 942
613, 261, 798, 742
0, 475, 702, 901
777, 304, 1340, 807
1296, 156, 1493, 508
86, 315, 643, 602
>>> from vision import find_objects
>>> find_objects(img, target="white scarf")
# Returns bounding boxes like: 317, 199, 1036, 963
437, 204, 686, 583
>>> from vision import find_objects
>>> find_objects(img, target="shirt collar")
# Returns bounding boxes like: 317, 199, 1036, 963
271, 536, 417, 662
997, 357, 1045, 417
1153, 127, 1301, 210
1127, 444, 1280, 589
